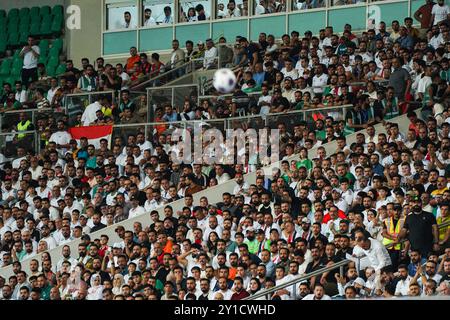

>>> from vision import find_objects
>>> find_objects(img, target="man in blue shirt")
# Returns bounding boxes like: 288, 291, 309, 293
396, 26, 414, 51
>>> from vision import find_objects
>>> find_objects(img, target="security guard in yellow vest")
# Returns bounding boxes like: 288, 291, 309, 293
16, 112, 34, 140
382, 203, 405, 269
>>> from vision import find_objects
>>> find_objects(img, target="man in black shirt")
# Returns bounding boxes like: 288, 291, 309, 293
305, 246, 326, 289
399, 197, 439, 257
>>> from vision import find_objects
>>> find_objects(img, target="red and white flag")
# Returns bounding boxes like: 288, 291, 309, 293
68, 125, 113, 149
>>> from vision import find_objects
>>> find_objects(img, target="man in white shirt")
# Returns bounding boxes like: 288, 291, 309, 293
353, 229, 392, 273
122, 11, 136, 29
395, 265, 412, 296
49, 120, 72, 157
143, 8, 156, 26
19, 36, 40, 88
431, 0, 450, 26
203, 38, 218, 69
311, 64, 328, 95
281, 61, 299, 80
302, 284, 332, 300
81, 99, 103, 126
128, 196, 146, 218
255, 0, 267, 15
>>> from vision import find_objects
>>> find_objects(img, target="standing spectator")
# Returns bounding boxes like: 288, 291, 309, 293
431, 0, 450, 26
19, 36, 40, 88
415, 0, 436, 37
399, 197, 440, 257
389, 58, 411, 102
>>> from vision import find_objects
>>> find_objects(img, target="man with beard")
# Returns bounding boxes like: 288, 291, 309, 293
305, 246, 326, 290
258, 192, 274, 217
92, 257, 111, 283
297, 282, 310, 300
230, 276, 250, 300
399, 197, 439, 257
394, 264, 413, 296
197, 278, 214, 300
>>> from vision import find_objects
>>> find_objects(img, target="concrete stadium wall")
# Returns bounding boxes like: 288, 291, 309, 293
0, 111, 414, 279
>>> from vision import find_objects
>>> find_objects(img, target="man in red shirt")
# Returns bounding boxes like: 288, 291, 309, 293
230, 277, 250, 300
414, 0, 436, 38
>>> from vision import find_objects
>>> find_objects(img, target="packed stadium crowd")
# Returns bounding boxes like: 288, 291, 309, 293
0, 0, 449, 301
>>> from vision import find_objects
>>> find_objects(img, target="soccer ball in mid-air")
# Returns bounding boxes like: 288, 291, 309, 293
213, 68, 237, 93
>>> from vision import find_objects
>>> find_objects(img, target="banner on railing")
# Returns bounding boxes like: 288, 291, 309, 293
68, 125, 113, 149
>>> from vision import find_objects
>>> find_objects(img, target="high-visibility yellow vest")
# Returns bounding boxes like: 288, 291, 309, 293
382, 217, 405, 250
17, 120, 31, 139
101, 106, 112, 117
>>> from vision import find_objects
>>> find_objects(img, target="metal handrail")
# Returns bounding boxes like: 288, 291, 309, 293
245, 220, 450, 300
131, 58, 208, 91
109, 104, 354, 130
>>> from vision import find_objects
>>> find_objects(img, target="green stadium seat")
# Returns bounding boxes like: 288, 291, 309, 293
47, 55, 59, 68
39, 39, 49, 55
12, 58, 23, 69
0, 59, 12, 76
30, 7, 40, 17
19, 8, 30, 18
19, 32, 29, 45
29, 22, 40, 36
7, 32, 19, 47
46, 64, 56, 77
7, 18, 19, 33
12, 49, 20, 60
40, 22, 52, 36
19, 22, 30, 34
40, 6, 51, 17
42, 14, 52, 24
30, 14, 41, 25
51, 15, 64, 34
19, 15, 30, 26
7, 8, 19, 19
48, 45, 60, 58
10, 65, 21, 77
0, 10, 6, 18
55, 64, 66, 76
0, 40, 6, 55
3, 76, 15, 87
52, 38, 63, 51
52, 5, 64, 17
0, 16, 6, 29
38, 54, 47, 65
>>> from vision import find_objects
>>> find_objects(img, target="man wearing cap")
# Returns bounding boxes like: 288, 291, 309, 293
128, 196, 146, 219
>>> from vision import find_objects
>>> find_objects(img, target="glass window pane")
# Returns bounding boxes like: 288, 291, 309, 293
292, 0, 326, 10
179, 0, 211, 23
255, 0, 287, 15
143, 0, 174, 26
329, 0, 366, 7
106, 0, 138, 30
216, 0, 248, 19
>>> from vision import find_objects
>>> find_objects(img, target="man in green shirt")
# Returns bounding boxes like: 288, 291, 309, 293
315, 119, 326, 141
244, 228, 259, 254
